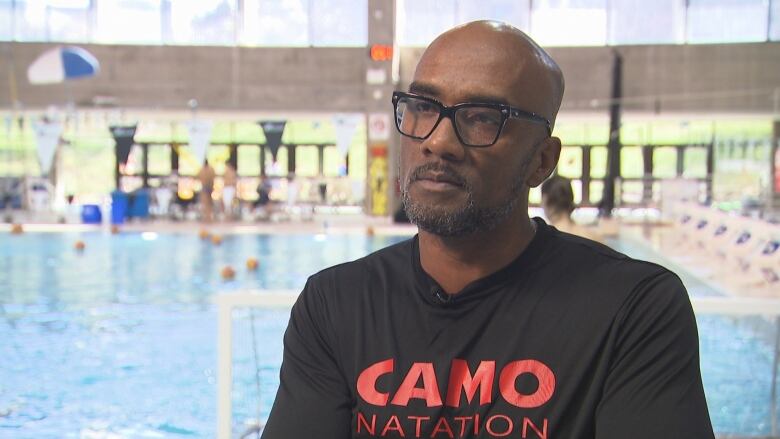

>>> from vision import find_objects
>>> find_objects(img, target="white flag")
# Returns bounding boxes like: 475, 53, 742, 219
187, 119, 213, 166
33, 119, 63, 175
332, 114, 361, 159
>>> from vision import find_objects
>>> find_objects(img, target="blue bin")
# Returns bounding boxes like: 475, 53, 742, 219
111, 191, 129, 224
129, 190, 150, 219
81, 204, 102, 224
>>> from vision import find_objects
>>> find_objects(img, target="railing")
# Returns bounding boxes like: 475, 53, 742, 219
215, 292, 780, 439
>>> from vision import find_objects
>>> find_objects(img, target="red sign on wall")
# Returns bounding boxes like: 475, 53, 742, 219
370, 44, 393, 62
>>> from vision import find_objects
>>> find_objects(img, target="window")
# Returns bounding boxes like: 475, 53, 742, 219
456, 0, 530, 31
531, 0, 607, 47
47, 0, 91, 42
323, 146, 342, 177
95, 0, 163, 44
397, 0, 456, 47
771, 0, 780, 41
557, 147, 582, 178
148, 144, 172, 175
590, 146, 608, 178
0, 1, 12, 40
295, 146, 319, 176
653, 147, 677, 178
398, 0, 530, 47
683, 147, 708, 178
310, 0, 367, 46
243, 0, 308, 46
169, 0, 236, 45
608, 0, 685, 45
12, 0, 48, 41
620, 146, 643, 178
687, 0, 769, 43
237, 145, 260, 176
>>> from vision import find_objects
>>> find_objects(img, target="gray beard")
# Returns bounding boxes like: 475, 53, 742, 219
401, 160, 530, 237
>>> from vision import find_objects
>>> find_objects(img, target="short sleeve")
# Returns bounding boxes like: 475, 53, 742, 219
595, 271, 715, 439
261, 278, 353, 438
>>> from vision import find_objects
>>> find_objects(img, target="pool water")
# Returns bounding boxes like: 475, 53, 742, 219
0, 231, 777, 438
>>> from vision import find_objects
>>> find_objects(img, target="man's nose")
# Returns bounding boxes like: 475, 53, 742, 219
419, 116, 466, 161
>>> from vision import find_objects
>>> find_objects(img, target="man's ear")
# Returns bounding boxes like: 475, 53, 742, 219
525, 136, 561, 188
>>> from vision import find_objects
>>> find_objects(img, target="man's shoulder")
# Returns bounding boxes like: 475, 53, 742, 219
545, 225, 673, 287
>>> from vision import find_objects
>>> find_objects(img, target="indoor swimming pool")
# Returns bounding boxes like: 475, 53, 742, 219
0, 230, 776, 438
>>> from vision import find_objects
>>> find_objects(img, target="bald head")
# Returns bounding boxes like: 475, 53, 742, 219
415, 20, 565, 129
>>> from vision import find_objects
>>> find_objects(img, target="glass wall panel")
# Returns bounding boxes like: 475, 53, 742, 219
243, 0, 308, 46
323, 146, 342, 177
295, 146, 318, 176
771, 0, 780, 41
531, 0, 607, 46
456, 0, 530, 31
169, 0, 236, 45
0, 1, 12, 40
608, 0, 685, 44
237, 144, 260, 176
620, 146, 642, 178
398, 0, 455, 46
47, 0, 91, 42
590, 146, 608, 178
558, 146, 582, 178
310, 0, 367, 46
95, 0, 163, 44
653, 146, 678, 178
687, 0, 768, 43
13, 0, 48, 41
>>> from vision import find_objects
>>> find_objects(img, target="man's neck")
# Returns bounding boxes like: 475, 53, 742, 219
418, 214, 537, 295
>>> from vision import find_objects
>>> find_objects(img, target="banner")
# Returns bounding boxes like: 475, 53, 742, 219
259, 120, 287, 162
186, 119, 213, 166
110, 125, 137, 166
332, 114, 361, 159
33, 119, 63, 175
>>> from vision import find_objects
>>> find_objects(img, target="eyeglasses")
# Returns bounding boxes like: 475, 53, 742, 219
392, 91, 551, 147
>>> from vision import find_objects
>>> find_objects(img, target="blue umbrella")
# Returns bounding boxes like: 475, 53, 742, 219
27, 46, 100, 85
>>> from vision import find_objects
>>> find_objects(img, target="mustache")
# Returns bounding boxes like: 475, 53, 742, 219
407, 163, 468, 188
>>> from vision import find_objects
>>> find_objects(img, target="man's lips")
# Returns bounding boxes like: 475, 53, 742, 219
416, 172, 463, 186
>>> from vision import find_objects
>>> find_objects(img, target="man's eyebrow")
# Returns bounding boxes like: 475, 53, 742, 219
408, 83, 510, 106
408, 82, 440, 97
463, 94, 510, 106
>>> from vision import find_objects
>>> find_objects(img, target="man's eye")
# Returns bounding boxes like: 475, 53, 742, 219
466, 111, 501, 125
412, 102, 435, 113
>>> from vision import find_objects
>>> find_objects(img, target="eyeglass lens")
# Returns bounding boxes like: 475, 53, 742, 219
395, 96, 503, 146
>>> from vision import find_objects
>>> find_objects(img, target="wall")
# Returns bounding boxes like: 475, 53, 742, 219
2, 41, 779, 114
0, 43, 369, 112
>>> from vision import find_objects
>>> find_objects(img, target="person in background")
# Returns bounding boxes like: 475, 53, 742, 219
197, 159, 215, 222
540, 174, 601, 240
222, 162, 238, 220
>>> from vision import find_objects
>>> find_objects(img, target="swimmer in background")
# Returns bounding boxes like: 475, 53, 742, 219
540, 174, 602, 241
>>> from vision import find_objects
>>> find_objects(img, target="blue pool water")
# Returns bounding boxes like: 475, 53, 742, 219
0, 231, 777, 438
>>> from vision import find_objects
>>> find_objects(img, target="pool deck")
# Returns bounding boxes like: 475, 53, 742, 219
0, 212, 419, 235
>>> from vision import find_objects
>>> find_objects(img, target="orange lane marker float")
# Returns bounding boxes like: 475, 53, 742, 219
10, 224, 23, 234
221, 265, 236, 280
74, 240, 86, 251
211, 234, 223, 246
198, 229, 210, 240
246, 257, 259, 271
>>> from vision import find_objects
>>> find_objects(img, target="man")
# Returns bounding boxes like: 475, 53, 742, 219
262, 21, 714, 438
197, 159, 215, 222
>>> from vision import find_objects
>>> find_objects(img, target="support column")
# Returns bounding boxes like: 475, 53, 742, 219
365, 0, 397, 217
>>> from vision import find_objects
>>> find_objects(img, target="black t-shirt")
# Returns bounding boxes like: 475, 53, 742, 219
262, 219, 714, 438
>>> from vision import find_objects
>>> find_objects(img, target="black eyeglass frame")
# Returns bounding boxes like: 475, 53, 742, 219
392, 91, 552, 147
